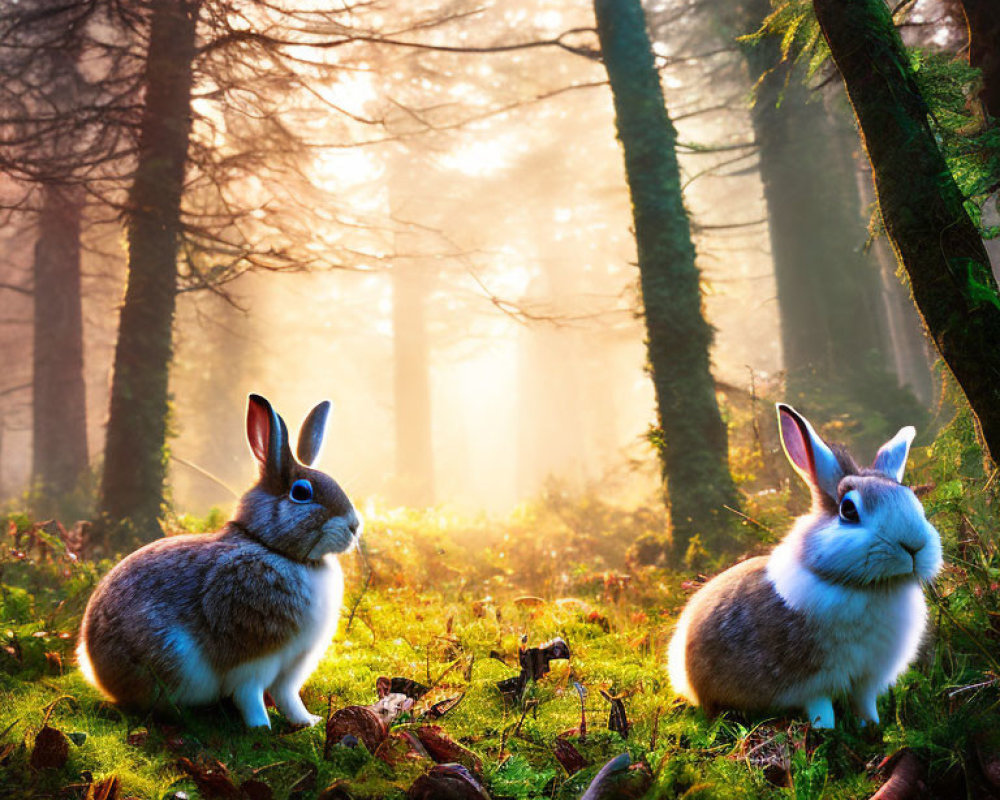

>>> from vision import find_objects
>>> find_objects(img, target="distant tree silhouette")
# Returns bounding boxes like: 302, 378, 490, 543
814, 0, 1000, 463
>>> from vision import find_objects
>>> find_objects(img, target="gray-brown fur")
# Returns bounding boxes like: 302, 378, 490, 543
78, 395, 358, 722
79, 525, 311, 707
670, 405, 940, 729
233, 462, 353, 564
683, 557, 823, 714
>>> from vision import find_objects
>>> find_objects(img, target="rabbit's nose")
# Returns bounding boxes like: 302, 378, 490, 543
901, 542, 922, 557
348, 513, 361, 535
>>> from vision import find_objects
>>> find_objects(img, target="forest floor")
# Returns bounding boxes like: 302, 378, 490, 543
2, 406, 1000, 799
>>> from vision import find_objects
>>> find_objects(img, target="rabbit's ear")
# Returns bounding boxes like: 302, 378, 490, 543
246, 394, 291, 484
872, 426, 916, 483
776, 404, 842, 500
297, 401, 331, 466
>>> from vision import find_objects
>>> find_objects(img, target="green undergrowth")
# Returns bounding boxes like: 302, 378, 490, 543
2, 398, 1000, 799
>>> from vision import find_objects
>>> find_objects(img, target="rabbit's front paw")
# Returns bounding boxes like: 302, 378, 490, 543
272, 683, 322, 727
289, 712, 323, 728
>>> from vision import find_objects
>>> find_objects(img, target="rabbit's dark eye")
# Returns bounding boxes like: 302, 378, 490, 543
290, 479, 313, 504
839, 493, 861, 524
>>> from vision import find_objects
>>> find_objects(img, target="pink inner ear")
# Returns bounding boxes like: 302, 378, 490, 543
780, 412, 814, 476
246, 400, 270, 463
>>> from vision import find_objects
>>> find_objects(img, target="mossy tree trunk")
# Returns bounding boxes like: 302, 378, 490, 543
813, 0, 1000, 463
19, 22, 91, 514
960, 0, 1000, 120
740, 16, 887, 392
32, 183, 88, 508
594, 0, 740, 559
99, 0, 200, 547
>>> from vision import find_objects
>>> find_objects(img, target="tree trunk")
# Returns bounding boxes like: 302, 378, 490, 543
387, 139, 435, 508
594, 0, 740, 559
391, 256, 435, 507
739, 3, 887, 391
959, 0, 1000, 284
31, 182, 88, 508
814, 0, 1000, 463
960, 0, 1000, 120
516, 244, 587, 499
852, 161, 936, 406
99, 0, 200, 546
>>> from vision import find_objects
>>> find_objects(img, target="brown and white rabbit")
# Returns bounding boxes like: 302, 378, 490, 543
667, 403, 942, 728
77, 394, 360, 728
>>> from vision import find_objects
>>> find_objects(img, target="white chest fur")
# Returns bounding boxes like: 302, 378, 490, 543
221, 555, 344, 697
278, 556, 344, 669
170, 555, 344, 711
766, 540, 927, 706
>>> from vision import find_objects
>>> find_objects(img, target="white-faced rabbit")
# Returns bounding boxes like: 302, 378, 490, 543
77, 394, 360, 728
667, 403, 942, 728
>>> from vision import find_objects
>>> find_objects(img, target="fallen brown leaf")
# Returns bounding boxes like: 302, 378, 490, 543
85, 775, 121, 800
177, 756, 239, 799
30, 725, 69, 770
870, 748, 925, 800
414, 725, 482, 776
324, 706, 387, 758
552, 736, 587, 775
407, 763, 491, 800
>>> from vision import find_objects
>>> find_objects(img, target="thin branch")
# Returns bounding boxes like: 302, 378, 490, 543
169, 455, 240, 498
0, 382, 30, 398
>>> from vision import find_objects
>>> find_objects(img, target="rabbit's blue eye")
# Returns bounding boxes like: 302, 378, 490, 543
839, 492, 861, 524
290, 479, 313, 504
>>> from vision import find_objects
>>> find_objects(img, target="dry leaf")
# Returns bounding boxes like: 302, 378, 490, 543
407, 764, 491, 800
177, 756, 239, 799
553, 736, 587, 775
870, 748, 925, 800
324, 706, 387, 757
85, 775, 121, 800
30, 725, 69, 770
414, 725, 482, 776
580, 753, 652, 800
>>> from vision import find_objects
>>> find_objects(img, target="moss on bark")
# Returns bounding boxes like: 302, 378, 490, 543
594, 0, 740, 559
814, 0, 1000, 464
98, 0, 200, 548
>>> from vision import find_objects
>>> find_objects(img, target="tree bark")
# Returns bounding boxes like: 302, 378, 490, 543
594, 0, 740, 559
960, 0, 1000, 120
852, 161, 936, 406
738, 0, 889, 391
99, 0, 200, 546
31, 182, 88, 507
813, 0, 1000, 463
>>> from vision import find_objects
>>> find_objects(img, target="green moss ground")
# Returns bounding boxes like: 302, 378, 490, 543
2, 401, 999, 799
